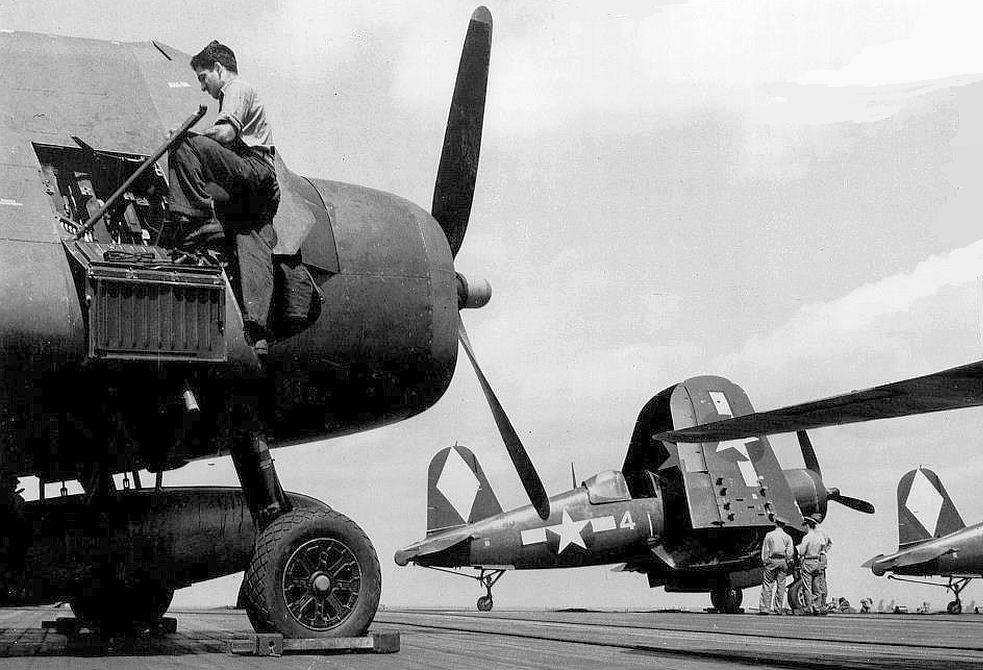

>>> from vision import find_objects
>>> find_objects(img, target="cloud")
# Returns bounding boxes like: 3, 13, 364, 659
714, 239, 983, 408
795, 2, 983, 88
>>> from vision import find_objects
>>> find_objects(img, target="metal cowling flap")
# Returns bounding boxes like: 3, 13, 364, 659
64, 240, 227, 362
271, 156, 339, 274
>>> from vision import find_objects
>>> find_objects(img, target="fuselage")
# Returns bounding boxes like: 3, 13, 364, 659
397, 482, 666, 570
0, 31, 460, 479
870, 522, 983, 578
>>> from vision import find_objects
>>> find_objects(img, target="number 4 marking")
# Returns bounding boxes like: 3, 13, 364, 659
620, 510, 636, 530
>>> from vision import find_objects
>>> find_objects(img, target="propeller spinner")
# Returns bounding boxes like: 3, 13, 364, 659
431, 7, 551, 520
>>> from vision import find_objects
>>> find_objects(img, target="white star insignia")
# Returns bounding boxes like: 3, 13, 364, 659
716, 439, 754, 460
548, 509, 590, 553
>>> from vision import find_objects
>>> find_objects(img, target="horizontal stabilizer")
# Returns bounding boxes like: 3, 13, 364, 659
860, 554, 885, 570
394, 532, 472, 567
655, 360, 983, 442
866, 544, 955, 573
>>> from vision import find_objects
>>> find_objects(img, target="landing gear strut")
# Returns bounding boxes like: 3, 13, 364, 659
423, 566, 506, 611
232, 430, 381, 637
888, 574, 973, 615
475, 569, 505, 611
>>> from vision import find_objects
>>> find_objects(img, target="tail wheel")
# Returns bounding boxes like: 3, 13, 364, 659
710, 585, 743, 613
476, 595, 493, 612
242, 508, 381, 638
70, 581, 174, 632
787, 580, 808, 615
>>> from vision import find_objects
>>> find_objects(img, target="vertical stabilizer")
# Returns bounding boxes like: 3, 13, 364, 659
427, 445, 503, 535
897, 468, 965, 547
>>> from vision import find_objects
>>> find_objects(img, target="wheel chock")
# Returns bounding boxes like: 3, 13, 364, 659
40, 616, 176, 636
41, 618, 80, 635
228, 631, 400, 656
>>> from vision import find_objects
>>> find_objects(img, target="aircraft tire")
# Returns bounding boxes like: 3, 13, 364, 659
710, 585, 743, 613
70, 581, 174, 631
242, 508, 381, 638
787, 580, 808, 615
947, 600, 962, 615
477, 595, 493, 612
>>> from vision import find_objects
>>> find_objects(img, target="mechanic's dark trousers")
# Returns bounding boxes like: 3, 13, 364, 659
799, 557, 823, 614
168, 134, 276, 219
232, 221, 277, 340
169, 135, 279, 338
759, 557, 788, 613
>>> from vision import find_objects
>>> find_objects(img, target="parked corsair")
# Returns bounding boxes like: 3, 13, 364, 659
864, 468, 983, 614
398, 363, 983, 612
396, 375, 876, 612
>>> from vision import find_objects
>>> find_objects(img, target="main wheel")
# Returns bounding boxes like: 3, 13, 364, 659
70, 581, 174, 632
241, 508, 381, 638
947, 599, 963, 615
787, 580, 808, 615
710, 585, 743, 613
476, 595, 493, 612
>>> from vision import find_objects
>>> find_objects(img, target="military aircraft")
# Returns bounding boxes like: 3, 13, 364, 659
397, 357, 983, 612
0, 6, 556, 638
396, 375, 878, 612
863, 468, 983, 614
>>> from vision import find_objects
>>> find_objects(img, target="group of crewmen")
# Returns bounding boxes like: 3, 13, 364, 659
758, 513, 832, 615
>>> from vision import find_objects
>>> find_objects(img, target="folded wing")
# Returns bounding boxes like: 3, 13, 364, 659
656, 360, 983, 443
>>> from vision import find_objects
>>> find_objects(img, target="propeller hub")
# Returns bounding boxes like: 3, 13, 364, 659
457, 273, 492, 309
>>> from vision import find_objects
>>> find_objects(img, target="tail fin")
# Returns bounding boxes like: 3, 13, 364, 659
427, 445, 502, 535
897, 468, 965, 547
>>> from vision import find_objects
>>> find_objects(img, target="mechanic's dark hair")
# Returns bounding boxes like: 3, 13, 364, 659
190, 41, 238, 73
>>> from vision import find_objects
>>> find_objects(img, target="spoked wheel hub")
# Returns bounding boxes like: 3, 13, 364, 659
282, 538, 361, 630
243, 508, 381, 638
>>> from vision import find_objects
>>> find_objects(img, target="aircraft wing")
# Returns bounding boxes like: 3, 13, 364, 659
654, 360, 983, 443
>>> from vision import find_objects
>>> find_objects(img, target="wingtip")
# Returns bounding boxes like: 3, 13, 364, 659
471, 6, 493, 27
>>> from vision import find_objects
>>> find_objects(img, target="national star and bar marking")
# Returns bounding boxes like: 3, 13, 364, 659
520, 508, 619, 552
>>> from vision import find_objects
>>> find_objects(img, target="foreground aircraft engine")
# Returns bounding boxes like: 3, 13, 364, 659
0, 6, 516, 639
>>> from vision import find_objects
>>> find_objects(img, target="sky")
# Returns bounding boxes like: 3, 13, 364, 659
4, 0, 983, 613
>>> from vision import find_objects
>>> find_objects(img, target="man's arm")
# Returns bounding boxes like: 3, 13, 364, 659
199, 121, 236, 145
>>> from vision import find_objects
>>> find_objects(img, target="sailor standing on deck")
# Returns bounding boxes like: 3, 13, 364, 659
797, 513, 832, 615
758, 515, 793, 614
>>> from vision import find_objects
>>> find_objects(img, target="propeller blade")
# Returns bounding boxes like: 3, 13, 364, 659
796, 430, 822, 477
458, 319, 550, 519
828, 490, 875, 514
432, 6, 492, 257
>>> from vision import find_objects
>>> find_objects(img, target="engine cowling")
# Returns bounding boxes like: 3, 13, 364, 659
783, 468, 828, 521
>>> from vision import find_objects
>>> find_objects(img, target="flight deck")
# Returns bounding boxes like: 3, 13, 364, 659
0, 606, 980, 669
